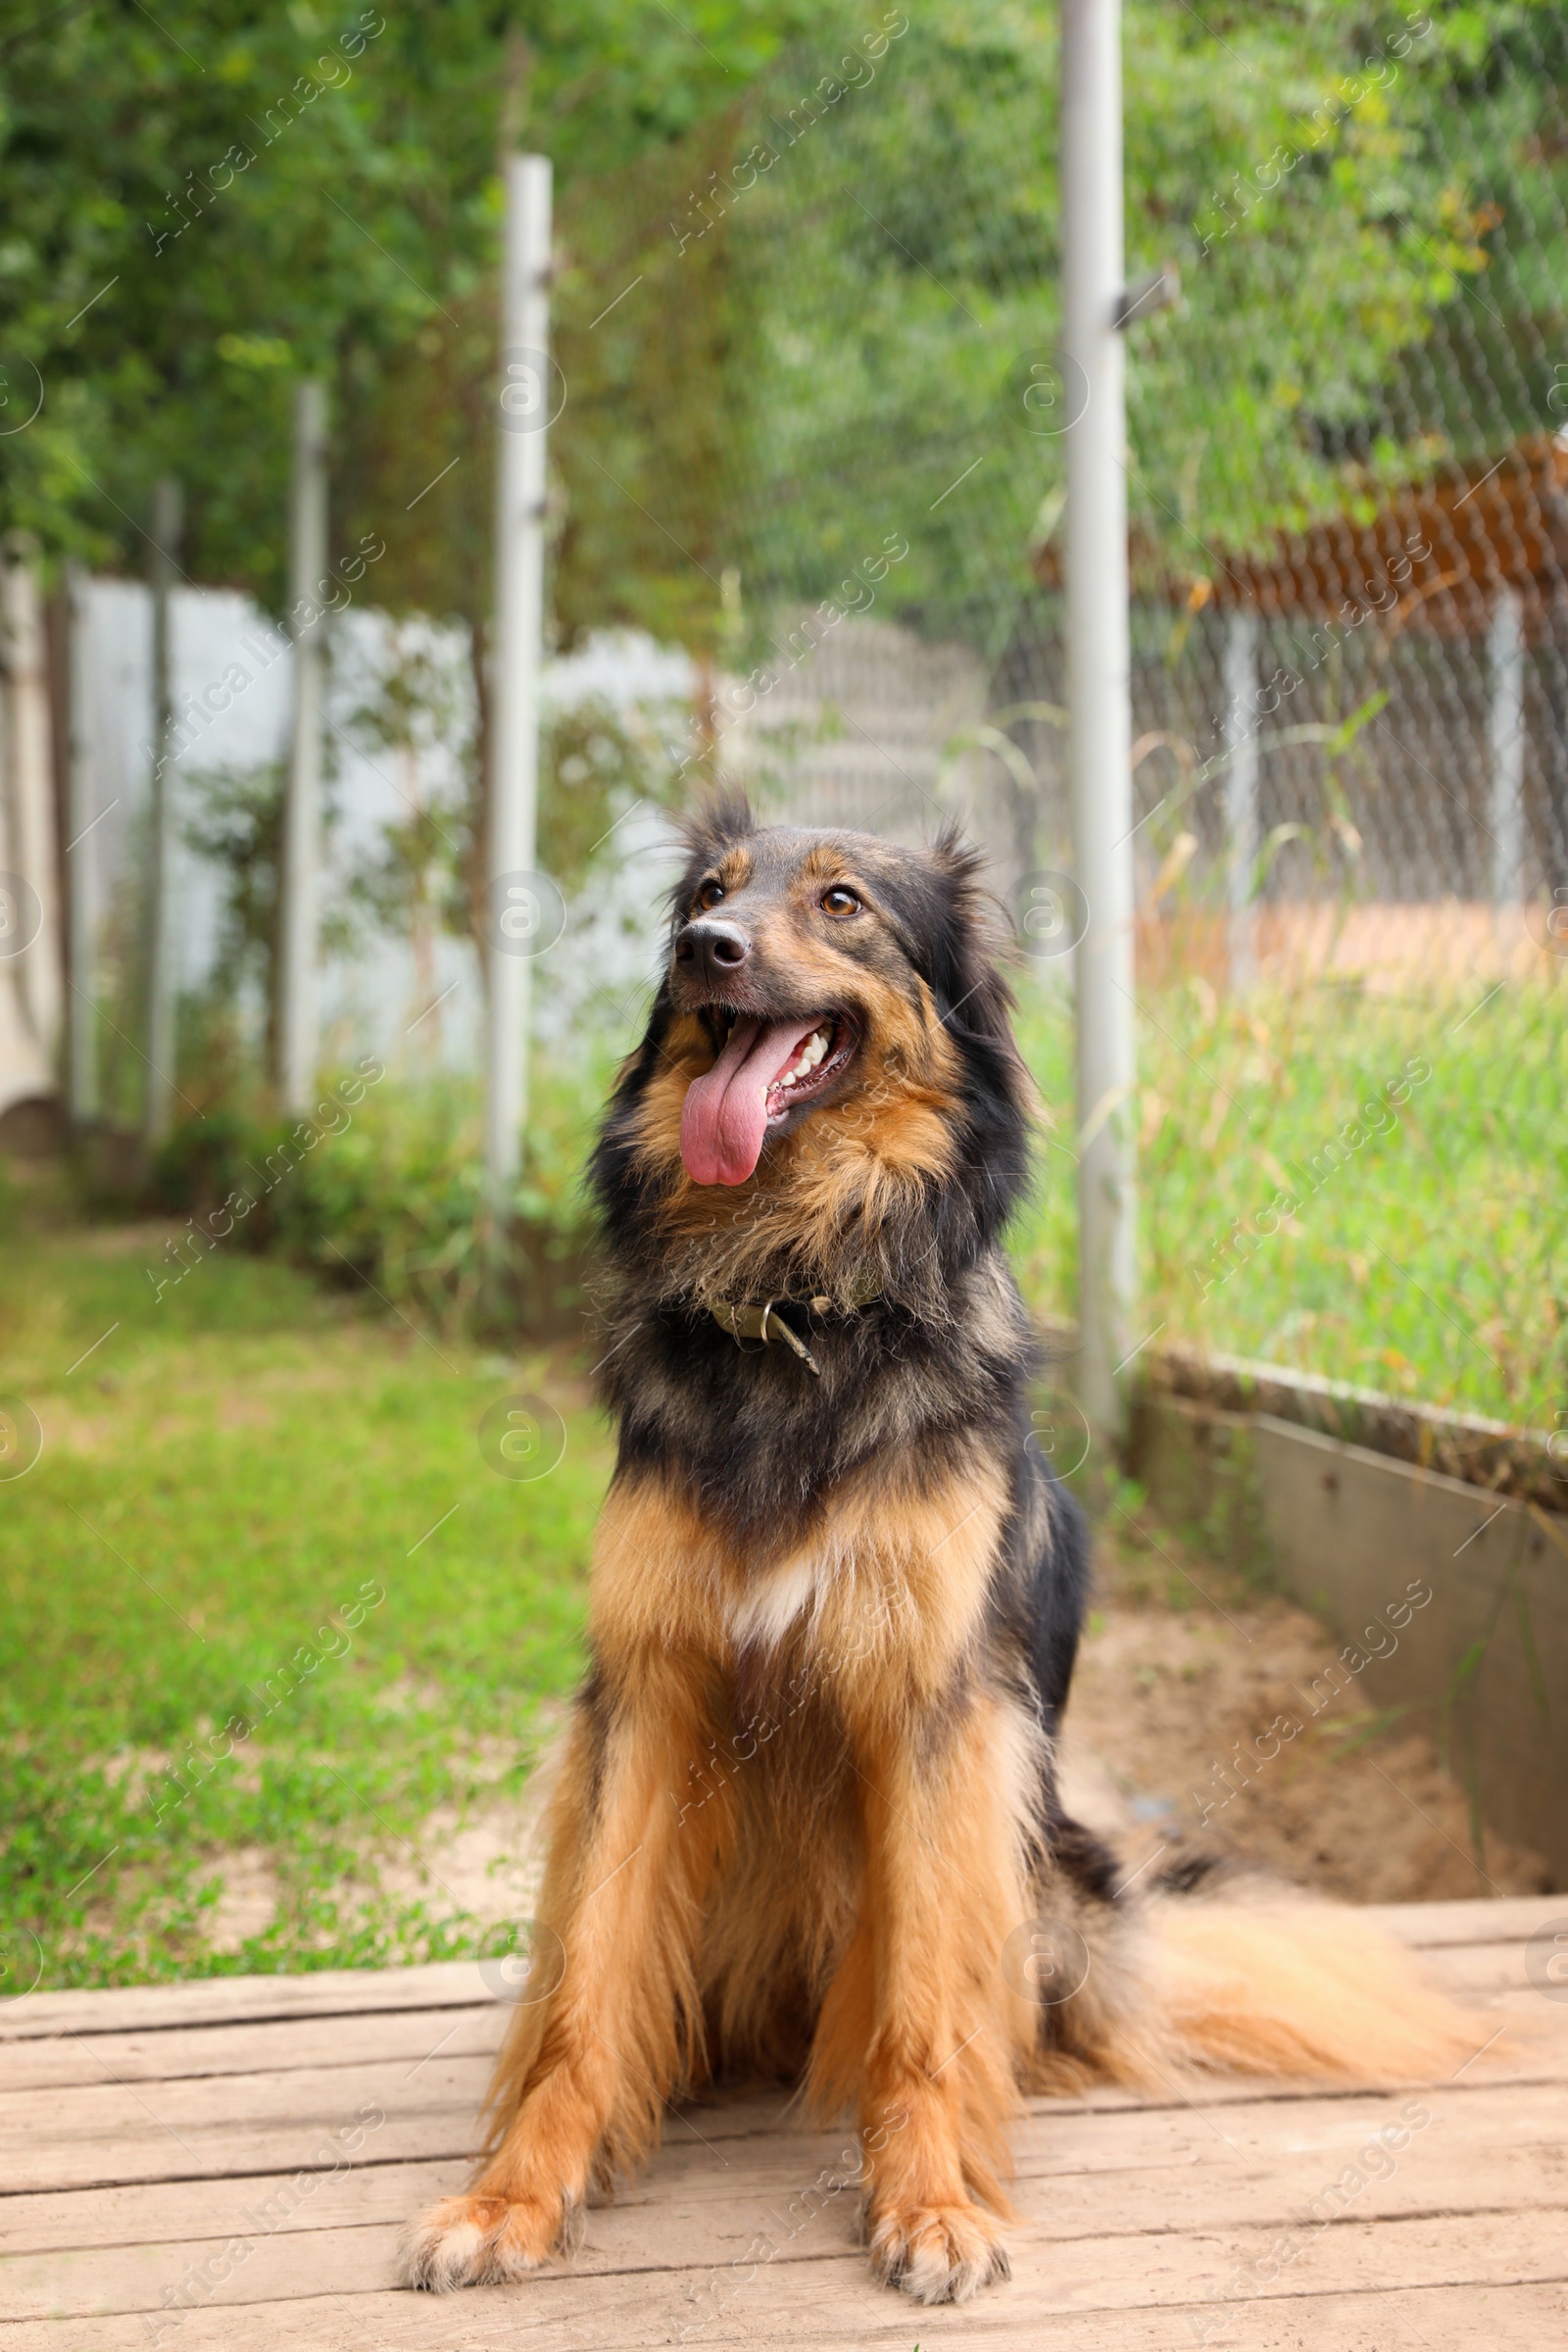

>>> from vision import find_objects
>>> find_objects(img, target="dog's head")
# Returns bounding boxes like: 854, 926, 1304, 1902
595, 794, 1034, 1302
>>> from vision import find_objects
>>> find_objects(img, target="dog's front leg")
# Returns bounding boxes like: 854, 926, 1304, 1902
403, 1646, 717, 2289
820, 1682, 1031, 2305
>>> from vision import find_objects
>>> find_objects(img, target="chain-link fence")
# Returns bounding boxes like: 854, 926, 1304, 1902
551, 2, 1568, 1433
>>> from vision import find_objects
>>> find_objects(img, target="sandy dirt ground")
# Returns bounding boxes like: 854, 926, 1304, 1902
1057, 1511, 1553, 1903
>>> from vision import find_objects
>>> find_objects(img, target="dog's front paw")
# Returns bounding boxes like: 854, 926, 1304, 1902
400, 2190, 567, 2290
868, 2198, 1010, 2305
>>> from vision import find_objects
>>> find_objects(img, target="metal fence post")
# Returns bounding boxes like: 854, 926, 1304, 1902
1062, 0, 1137, 1447
277, 377, 329, 1113
1488, 583, 1525, 906
142, 478, 182, 1152
484, 153, 553, 1217
65, 562, 99, 1125
1224, 606, 1259, 989
0, 535, 63, 1063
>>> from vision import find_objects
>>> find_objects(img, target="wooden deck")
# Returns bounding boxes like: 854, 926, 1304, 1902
2, 1895, 1565, 2350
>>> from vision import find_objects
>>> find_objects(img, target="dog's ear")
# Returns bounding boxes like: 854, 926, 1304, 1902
674, 788, 756, 868
922, 822, 1022, 1058
898, 822, 1035, 1240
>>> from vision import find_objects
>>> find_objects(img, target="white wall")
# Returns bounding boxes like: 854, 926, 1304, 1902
49, 592, 1010, 1122
72, 591, 696, 1092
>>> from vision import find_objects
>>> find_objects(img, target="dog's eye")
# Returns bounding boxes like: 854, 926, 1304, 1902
695, 879, 726, 912
821, 886, 861, 917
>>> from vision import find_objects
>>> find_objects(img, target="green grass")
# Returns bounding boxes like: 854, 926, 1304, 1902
147, 1051, 623, 1333
0, 1182, 609, 1990
1011, 971, 1567, 1429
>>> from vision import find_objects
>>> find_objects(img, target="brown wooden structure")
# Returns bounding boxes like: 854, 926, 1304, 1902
2, 1895, 1565, 2348
1036, 435, 1568, 644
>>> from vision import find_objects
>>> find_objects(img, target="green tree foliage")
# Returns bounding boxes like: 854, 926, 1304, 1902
1, 0, 1562, 640
626, 0, 1568, 645
0, 0, 830, 605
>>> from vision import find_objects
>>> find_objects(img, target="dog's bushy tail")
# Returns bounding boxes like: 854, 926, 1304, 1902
1149, 1887, 1481, 2082
1023, 1866, 1487, 2094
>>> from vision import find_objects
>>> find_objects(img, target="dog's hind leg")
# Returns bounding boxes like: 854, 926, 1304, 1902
402, 1631, 723, 2288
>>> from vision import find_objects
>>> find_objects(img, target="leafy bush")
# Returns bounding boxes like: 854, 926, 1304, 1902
149, 1053, 614, 1337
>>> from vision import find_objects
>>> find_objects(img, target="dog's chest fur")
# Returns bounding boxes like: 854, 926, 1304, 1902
600, 1248, 1032, 1561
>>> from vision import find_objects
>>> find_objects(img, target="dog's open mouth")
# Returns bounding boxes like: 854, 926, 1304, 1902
680, 1010, 858, 1186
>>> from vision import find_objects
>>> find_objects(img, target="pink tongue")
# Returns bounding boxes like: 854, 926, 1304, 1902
680, 1014, 823, 1186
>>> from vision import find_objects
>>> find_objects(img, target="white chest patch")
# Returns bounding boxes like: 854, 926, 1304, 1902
724, 1556, 825, 1655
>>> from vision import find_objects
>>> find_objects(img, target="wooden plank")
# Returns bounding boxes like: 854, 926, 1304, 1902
615, 2208, 1568, 2323
4, 2074, 1564, 2307
6, 2113, 1567, 2320
6, 2001, 1564, 2199
0, 2004, 507, 2093
1420, 1937, 1553, 1990
0, 2088, 484, 2191
0, 2160, 469, 2261
0, 2056, 489, 2146
1366, 1895, 1568, 1948
1, 2253, 1564, 2351
0, 2083, 816, 2201
3, 2076, 1564, 2260
0, 1960, 494, 2043
0, 2075, 484, 2196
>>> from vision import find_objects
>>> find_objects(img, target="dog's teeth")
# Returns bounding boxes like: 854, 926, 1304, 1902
776, 1026, 834, 1091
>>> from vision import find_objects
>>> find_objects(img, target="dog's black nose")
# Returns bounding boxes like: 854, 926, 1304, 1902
675, 919, 752, 984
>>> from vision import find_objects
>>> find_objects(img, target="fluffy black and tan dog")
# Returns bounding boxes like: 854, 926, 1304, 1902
404, 799, 1472, 2304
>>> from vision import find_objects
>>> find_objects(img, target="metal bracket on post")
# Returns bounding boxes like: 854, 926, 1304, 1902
1112, 260, 1179, 331
1062, 0, 1138, 1457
